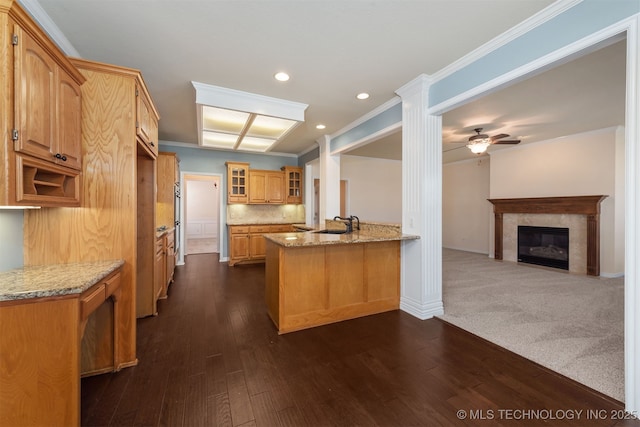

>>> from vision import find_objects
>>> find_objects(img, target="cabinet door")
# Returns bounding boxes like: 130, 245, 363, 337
249, 170, 266, 203
283, 166, 303, 204
250, 233, 266, 259
227, 163, 249, 204
155, 238, 165, 302
56, 72, 82, 170
14, 25, 56, 163
266, 172, 284, 204
136, 86, 158, 157
165, 231, 175, 285
230, 234, 250, 262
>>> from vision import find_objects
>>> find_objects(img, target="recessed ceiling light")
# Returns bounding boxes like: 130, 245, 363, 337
274, 72, 290, 82
316, 124, 326, 130
356, 92, 370, 100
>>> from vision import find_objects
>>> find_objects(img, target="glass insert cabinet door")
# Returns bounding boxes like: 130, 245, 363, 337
282, 166, 303, 204
288, 170, 300, 197
225, 162, 250, 204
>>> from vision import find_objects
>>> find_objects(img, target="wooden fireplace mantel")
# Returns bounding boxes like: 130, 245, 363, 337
487, 195, 608, 276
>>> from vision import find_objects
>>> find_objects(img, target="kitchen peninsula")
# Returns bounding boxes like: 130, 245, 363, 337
264, 222, 418, 334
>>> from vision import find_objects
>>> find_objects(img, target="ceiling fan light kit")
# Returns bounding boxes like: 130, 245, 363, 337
465, 127, 521, 154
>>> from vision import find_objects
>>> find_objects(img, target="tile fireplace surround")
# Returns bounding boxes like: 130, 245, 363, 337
488, 196, 607, 276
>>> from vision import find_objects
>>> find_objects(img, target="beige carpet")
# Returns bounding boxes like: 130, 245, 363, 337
439, 248, 624, 402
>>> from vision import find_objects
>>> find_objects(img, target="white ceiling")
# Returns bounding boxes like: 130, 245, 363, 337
32, 1, 626, 162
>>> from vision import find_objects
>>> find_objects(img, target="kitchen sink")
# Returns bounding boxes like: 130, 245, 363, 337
313, 229, 348, 234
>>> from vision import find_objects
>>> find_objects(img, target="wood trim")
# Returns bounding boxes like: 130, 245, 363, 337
487, 195, 607, 215
488, 195, 607, 276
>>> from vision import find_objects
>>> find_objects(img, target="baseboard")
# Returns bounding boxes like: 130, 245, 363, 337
400, 297, 444, 320
443, 246, 490, 256
600, 272, 625, 278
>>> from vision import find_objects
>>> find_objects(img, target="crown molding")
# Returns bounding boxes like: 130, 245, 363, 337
16, 0, 81, 57
329, 96, 401, 140
429, 0, 583, 84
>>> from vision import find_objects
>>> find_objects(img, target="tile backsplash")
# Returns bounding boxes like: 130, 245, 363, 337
227, 204, 305, 224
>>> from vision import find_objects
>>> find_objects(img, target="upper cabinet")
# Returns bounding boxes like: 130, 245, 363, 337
1, 1, 85, 207
136, 84, 159, 157
249, 170, 284, 204
282, 166, 303, 204
225, 162, 303, 205
226, 162, 249, 204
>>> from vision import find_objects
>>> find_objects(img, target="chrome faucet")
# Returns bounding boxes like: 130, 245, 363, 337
333, 215, 360, 233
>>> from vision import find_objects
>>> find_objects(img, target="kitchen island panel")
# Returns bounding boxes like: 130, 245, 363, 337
266, 240, 400, 334
366, 241, 401, 302
327, 244, 365, 308
282, 246, 326, 316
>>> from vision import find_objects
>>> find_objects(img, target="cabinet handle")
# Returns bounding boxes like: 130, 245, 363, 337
55, 153, 67, 161
150, 141, 155, 147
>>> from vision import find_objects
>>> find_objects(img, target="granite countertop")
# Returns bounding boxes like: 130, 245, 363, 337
0, 260, 125, 302
156, 226, 175, 238
227, 220, 299, 226
263, 230, 419, 247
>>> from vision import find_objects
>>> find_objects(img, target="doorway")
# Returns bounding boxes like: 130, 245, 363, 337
314, 178, 347, 221
183, 174, 221, 255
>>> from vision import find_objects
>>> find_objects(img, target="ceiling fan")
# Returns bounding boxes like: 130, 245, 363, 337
466, 127, 521, 154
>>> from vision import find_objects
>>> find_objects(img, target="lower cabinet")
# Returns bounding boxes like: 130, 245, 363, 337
156, 228, 176, 301
154, 235, 164, 304
0, 267, 124, 427
229, 224, 293, 266
165, 229, 176, 288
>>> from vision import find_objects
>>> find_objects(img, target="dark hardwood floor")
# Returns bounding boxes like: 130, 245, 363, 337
81, 253, 639, 426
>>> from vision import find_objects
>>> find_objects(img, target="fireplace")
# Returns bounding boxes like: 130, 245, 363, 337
518, 226, 569, 270
488, 196, 607, 276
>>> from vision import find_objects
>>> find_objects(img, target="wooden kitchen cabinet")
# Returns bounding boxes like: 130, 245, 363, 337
154, 234, 164, 306
282, 166, 303, 204
229, 226, 250, 265
157, 152, 180, 229
0, 265, 124, 427
249, 170, 285, 204
226, 162, 250, 204
228, 224, 293, 266
165, 229, 176, 289
136, 84, 159, 157
1, 1, 85, 207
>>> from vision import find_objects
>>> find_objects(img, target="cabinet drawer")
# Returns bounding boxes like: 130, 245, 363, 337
104, 272, 121, 298
155, 237, 164, 254
80, 284, 106, 320
230, 226, 249, 234
271, 225, 292, 232
249, 225, 271, 233
165, 231, 175, 245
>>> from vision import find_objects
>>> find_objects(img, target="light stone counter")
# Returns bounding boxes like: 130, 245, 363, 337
0, 260, 124, 301
263, 230, 419, 248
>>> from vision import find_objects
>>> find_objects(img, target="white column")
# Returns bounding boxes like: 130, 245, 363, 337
318, 135, 340, 227
625, 15, 640, 414
396, 74, 444, 319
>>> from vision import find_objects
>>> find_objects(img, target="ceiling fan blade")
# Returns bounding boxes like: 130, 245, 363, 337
489, 133, 509, 141
493, 139, 521, 144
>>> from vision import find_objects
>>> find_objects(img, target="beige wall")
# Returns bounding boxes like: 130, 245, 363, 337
340, 155, 402, 224
489, 127, 624, 276
443, 157, 491, 254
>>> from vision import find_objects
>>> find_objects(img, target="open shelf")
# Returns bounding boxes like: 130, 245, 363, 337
17, 154, 81, 206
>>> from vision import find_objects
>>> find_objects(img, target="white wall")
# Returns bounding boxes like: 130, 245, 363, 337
0, 210, 24, 271
489, 127, 624, 276
443, 157, 491, 254
340, 155, 402, 224
185, 178, 219, 239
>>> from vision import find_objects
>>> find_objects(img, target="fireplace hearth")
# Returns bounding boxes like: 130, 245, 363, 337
518, 226, 569, 270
